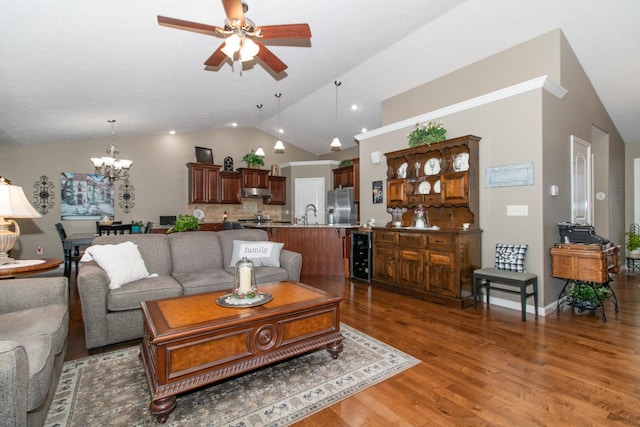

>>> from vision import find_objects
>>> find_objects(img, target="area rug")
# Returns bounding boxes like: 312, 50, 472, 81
45, 323, 420, 426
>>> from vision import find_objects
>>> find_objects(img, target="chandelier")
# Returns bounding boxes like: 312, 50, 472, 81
90, 120, 132, 182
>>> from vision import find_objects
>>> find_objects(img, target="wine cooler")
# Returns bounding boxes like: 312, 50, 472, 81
350, 231, 372, 283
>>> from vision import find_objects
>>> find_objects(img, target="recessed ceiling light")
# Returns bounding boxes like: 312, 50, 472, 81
351, 104, 358, 111
361, 128, 367, 133
169, 130, 176, 135
231, 122, 238, 127
279, 128, 284, 134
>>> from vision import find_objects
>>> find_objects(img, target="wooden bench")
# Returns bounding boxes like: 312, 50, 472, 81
472, 268, 538, 321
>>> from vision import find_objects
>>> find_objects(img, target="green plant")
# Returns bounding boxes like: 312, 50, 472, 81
567, 280, 611, 307
242, 151, 264, 167
407, 121, 447, 148
625, 231, 640, 252
131, 220, 144, 227
167, 214, 200, 233
338, 159, 353, 168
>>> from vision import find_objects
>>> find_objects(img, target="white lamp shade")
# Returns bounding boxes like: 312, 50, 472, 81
0, 181, 41, 218
90, 157, 104, 167
118, 159, 133, 169
255, 146, 266, 156
239, 38, 259, 62
274, 139, 285, 151
330, 137, 342, 148
102, 156, 116, 166
221, 34, 240, 59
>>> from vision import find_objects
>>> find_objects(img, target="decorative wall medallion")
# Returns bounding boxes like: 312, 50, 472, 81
118, 179, 135, 213
33, 175, 55, 215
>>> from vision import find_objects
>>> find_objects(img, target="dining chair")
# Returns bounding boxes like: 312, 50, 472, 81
97, 223, 132, 235
54, 223, 82, 278
95, 220, 122, 234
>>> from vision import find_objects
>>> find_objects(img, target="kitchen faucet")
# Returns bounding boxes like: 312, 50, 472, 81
303, 203, 317, 225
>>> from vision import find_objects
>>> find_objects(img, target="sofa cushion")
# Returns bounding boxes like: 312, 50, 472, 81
169, 232, 224, 273
217, 229, 271, 274
19, 335, 54, 412
173, 270, 235, 295
0, 304, 68, 356
254, 267, 290, 284
82, 241, 152, 289
107, 276, 184, 312
93, 234, 174, 276
229, 240, 285, 268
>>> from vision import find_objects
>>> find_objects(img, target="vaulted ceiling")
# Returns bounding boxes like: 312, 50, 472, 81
2, 0, 638, 155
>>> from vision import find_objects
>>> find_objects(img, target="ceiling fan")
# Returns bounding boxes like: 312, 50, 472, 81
157, 0, 311, 74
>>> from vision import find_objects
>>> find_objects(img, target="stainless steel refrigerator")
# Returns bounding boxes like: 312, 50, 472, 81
327, 188, 357, 225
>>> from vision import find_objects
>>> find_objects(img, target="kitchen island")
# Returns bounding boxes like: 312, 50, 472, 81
242, 223, 359, 277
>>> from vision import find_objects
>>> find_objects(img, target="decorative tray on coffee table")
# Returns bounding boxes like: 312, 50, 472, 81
216, 292, 273, 308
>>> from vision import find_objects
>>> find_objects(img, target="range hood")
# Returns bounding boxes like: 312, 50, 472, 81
242, 187, 272, 198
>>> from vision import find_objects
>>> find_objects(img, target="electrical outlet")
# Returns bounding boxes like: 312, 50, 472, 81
36, 246, 43, 255
506, 205, 528, 216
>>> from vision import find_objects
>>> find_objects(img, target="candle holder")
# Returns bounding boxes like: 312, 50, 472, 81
233, 257, 257, 298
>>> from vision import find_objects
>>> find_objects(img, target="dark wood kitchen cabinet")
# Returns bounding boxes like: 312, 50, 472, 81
219, 171, 241, 204
187, 163, 219, 204
240, 168, 269, 189
266, 176, 286, 205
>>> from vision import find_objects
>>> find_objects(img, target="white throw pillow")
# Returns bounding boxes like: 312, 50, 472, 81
81, 241, 151, 289
229, 240, 284, 268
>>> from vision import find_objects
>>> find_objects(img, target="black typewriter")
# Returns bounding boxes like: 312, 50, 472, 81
557, 222, 610, 245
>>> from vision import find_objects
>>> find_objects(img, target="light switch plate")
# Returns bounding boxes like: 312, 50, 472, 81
507, 205, 528, 216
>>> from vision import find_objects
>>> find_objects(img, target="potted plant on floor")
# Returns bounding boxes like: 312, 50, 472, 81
566, 280, 611, 312
167, 214, 200, 233
625, 229, 640, 254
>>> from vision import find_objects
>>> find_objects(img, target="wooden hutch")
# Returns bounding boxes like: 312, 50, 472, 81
372, 135, 482, 308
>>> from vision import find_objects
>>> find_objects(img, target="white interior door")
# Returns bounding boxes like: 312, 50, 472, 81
294, 177, 325, 224
571, 135, 593, 224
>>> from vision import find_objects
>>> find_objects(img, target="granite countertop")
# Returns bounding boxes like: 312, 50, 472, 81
241, 222, 359, 229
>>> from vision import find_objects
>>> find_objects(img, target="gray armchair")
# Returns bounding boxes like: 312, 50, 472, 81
0, 277, 69, 427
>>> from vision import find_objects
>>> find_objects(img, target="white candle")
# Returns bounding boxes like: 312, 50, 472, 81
239, 266, 252, 294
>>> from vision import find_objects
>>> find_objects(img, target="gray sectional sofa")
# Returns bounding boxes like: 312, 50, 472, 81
0, 276, 69, 427
77, 229, 302, 349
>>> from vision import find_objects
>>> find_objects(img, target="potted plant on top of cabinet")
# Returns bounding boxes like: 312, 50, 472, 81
242, 151, 264, 169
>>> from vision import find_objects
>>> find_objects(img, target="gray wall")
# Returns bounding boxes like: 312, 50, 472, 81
357, 30, 625, 309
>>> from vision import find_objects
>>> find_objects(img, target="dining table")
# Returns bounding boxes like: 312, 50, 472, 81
62, 233, 97, 276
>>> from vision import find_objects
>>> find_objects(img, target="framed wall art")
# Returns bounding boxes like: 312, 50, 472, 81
195, 146, 214, 164
372, 180, 383, 204
60, 172, 113, 220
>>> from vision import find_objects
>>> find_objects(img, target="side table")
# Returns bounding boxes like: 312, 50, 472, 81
0, 258, 63, 279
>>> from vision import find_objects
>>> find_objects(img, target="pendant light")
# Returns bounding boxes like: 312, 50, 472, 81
255, 104, 265, 156
274, 93, 285, 152
330, 80, 342, 151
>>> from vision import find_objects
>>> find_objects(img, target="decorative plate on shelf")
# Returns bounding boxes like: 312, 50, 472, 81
397, 162, 408, 179
418, 181, 431, 194
216, 292, 273, 308
193, 208, 205, 221
424, 158, 442, 176
433, 179, 441, 194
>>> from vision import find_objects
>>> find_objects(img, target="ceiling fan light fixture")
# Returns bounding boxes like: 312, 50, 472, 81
222, 33, 241, 59
239, 38, 259, 62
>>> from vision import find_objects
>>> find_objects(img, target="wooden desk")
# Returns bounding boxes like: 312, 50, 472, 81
0, 258, 63, 278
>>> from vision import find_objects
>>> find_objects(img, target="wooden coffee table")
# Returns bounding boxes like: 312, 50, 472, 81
139, 280, 343, 423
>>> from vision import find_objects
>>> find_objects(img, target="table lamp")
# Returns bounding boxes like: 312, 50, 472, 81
0, 177, 41, 263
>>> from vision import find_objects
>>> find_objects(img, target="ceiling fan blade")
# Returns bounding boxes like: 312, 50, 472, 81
222, 0, 245, 25
257, 24, 312, 39
157, 16, 223, 36
204, 44, 227, 68
255, 42, 287, 74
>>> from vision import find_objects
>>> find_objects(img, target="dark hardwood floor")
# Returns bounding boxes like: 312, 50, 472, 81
66, 271, 640, 425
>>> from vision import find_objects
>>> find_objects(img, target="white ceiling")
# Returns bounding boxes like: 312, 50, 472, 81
2, 0, 639, 155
